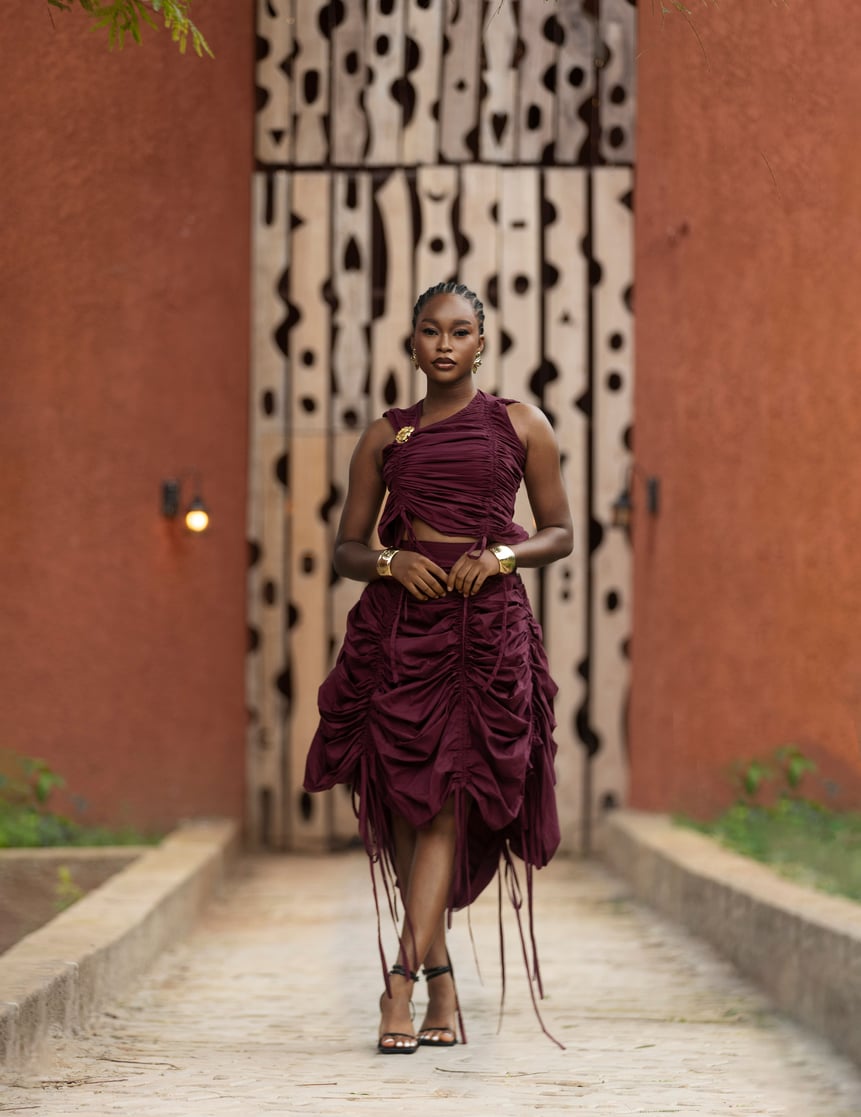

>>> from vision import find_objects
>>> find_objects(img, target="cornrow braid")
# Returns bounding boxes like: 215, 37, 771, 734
411, 281, 485, 336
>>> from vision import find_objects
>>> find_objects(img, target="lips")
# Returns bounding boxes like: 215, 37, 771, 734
433, 359, 456, 369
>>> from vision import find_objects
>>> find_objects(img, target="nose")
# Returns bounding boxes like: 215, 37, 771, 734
437, 336, 452, 351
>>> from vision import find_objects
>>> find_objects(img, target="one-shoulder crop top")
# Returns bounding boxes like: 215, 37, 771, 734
378, 390, 530, 550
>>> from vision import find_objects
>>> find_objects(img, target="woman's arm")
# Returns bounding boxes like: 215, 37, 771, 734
446, 403, 573, 596
505, 402, 573, 568
333, 419, 449, 599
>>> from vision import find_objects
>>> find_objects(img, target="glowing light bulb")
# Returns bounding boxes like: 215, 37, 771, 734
185, 497, 210, 533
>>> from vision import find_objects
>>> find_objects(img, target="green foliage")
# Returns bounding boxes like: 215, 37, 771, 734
0, 751, 156, 848
54, 865, 85, 911
678, 747, 861, 904
46, 0, 212, 58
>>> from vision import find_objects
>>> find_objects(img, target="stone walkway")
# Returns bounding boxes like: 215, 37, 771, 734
2, 852, 860, 1116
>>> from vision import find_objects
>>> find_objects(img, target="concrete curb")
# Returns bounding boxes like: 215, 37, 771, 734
0, 819, 238, 1067
603, 810, 861, 1068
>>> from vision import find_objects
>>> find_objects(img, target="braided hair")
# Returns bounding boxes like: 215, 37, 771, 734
411, 281, 485, 337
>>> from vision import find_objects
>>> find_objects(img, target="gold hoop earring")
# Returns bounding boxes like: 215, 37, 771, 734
411, 347, 419, 369
472, 351, 483, 374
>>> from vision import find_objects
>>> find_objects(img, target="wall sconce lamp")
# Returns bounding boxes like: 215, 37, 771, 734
161, 472, 211, 534
611, 464, 661, 530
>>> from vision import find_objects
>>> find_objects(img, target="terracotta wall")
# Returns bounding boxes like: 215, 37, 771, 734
631, 1, 861, 816
0, 5, 253, 832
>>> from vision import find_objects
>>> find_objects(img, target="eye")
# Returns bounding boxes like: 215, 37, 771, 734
421, 327, 437, 336
454, 329, 470, 337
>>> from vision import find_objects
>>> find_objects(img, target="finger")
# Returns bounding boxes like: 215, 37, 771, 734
447, 558, 467, 592
456, 565, 478, 596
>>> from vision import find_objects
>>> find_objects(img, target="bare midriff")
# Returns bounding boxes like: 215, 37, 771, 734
409, 515, 476, 545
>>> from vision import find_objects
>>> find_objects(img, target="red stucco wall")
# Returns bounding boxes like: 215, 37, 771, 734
631, 2, 861, 816
0, 5, 252, 831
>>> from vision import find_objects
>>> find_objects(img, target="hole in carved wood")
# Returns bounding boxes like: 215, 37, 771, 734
609, 332, 625, 351
606, 372, 624, 392
605, 590, 621, 612
345, 49, 360, 75
344, 236, 361, 270
608, 126, 626, 149
375, 33, 390, 56
299, 791, 314, 822
526, 104, 542, 131
262, 389, 276, 415
303, 69, 320, 106
430, 236, 445, 253
513, 274, 530, 294
275, 453, 288, 487
259, 788, 272, 847
301, 397, 317, 413
568, 65, 585, 87
610, 83, 627, 105
543, 14, 564, 45
263, 580, 277, 605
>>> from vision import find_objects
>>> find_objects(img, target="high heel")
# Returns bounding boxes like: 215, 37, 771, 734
378, 964, 419, 1055
417, 962, 461, 1047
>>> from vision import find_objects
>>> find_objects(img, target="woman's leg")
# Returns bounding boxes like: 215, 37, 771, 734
378, 800, 458, 1049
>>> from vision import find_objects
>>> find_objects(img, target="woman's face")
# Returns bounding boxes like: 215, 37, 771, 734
413, 293, 484, 384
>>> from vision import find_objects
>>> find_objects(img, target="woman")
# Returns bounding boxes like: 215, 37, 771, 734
304, 281, 573, 1053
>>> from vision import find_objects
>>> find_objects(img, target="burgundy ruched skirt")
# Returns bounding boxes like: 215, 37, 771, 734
303, 542, 561, 914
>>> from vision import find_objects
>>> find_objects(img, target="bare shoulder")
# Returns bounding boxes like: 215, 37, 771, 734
353, 415, 397, 459
504, 400, 556, 448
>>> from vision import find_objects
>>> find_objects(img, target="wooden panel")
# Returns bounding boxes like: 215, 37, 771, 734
293, 0, 330, 165
255, 0, 293, 165
370, 170, 415, 415
288, 173, 331, 435
599, 0, 637, 164
247, 171, 290, 847
479, 0, 518, 164
328, 429, 367, 843
499, 169, 541, 609
555, 0, 596, 164
331, 0, 367, 166
365, 0, 405, 167
517, 0, 557, 163
414, 166, 458, 297
286, 431, 331, 849
542, 168, 589, 852
402, 0, 444, 166
332, 173, 372, 431
459, 164, 501, 397
590, 167, 634, 835
439, 0, 481, 163
286, 173, 331, 848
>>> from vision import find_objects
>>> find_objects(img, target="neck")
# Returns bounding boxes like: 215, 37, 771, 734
422, 380, 477, 413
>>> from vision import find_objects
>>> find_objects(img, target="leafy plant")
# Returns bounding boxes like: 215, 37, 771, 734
678, 746, 861, 904
46, 0, 212, 57
0, 751, 156, 848
54, 865, 85, 911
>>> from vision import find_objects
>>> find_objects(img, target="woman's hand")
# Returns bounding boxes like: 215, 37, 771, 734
446, 548, 501, 597
391, 551, 448, 601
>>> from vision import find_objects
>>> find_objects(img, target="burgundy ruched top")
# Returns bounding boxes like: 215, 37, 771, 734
378, 390, 530, 550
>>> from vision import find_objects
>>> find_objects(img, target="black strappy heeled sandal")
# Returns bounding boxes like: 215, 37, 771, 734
417, 962, 461, 1047
378, 963, 419, 1055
